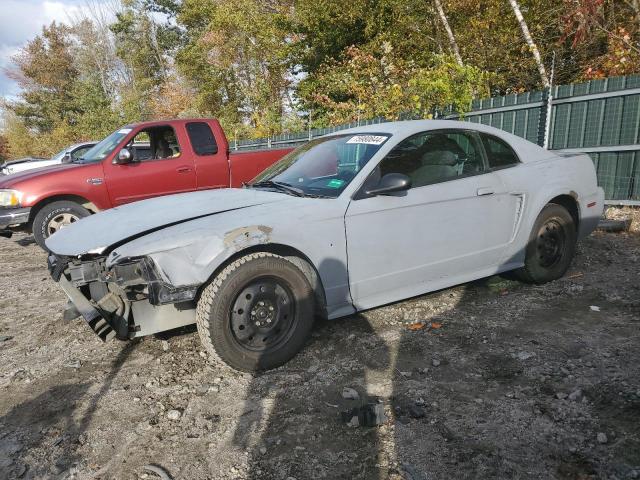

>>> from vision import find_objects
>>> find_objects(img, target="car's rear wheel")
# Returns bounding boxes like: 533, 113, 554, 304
513, 203, 577, 284
196, 252, 315, 372
32, 201, 90, 250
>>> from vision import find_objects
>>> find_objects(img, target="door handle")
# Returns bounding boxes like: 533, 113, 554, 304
176, 166, 192, 174
477, 187, 495, 196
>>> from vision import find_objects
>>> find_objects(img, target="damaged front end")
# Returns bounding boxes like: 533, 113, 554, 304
48, 254, 198, 342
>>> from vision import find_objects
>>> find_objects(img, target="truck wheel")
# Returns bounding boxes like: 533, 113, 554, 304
196, 252, 315, 372
33, 201, 90, 250
513, 203, 576, 284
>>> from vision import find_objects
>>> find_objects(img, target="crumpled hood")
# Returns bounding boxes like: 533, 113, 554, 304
45, 188, 287, 256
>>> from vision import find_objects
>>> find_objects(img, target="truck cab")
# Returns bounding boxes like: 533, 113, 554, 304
0, 118, 292, 249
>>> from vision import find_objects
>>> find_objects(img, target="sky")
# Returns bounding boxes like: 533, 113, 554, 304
0, 0, 109, 99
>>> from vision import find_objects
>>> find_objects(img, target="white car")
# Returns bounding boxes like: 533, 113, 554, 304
0, 142, 96, 175
47, 120, 604, 372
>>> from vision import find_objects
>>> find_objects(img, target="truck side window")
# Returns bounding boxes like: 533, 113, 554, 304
71, 146, 92, 160
131, 126, 181, 160
186, 122, 218, 156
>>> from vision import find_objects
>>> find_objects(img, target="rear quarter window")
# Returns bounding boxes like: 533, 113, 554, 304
481, 134, 520, 169
186, 122, 218, 156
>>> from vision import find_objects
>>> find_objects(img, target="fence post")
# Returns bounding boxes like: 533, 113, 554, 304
540, 88, 553, 148
542, 52, 556, 149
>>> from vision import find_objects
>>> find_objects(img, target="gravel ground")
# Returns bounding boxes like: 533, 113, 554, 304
0, 215, 639, 480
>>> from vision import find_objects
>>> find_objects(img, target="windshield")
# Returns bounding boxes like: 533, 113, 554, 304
250, 133, 390, 198
50, 148, 68, 163
76, 127, 133, 163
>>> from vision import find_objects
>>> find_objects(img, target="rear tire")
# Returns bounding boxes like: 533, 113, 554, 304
196, 252, 315, 372
32, 201, 90, 250
513, 203, 577, 284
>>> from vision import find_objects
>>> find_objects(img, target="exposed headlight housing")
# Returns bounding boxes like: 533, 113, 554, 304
0, 189, 23, 207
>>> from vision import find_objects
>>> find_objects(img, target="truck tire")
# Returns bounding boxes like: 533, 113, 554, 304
33, 201, 90, 250
196, 252, 315, 372
513, 203, 577, 284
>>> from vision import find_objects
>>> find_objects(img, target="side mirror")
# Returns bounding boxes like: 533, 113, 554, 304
365, 173, 412, 196
61, 153, 72, 164
114, 148, 132, 165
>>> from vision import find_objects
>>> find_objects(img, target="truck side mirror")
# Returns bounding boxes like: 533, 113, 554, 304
61, 153, 72, 164
114, 148, 132, 165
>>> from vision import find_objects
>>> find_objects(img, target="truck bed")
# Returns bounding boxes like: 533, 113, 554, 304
229, 148, 293, 187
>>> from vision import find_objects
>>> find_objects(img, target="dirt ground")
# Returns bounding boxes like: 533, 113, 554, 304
1, 208, 639, 480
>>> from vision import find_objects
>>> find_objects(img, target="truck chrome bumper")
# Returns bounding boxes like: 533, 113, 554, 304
0, 207, 30, 229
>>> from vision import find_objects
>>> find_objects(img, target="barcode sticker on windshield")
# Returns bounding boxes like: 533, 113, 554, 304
117, 128, 132, 134
346, 135, 387, 145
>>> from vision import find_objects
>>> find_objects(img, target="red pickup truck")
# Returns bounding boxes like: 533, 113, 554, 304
0, 119, 293, 248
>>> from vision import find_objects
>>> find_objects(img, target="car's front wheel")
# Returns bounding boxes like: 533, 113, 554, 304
196, 252, 315, 372
32, 201, 91, 250
513, 203, 577, 284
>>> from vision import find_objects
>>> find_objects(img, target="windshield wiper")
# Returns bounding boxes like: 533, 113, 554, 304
250, 180, 305, 197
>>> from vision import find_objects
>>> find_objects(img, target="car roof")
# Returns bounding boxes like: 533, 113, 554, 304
335, 119, 515, 137
333, 119, 551, 162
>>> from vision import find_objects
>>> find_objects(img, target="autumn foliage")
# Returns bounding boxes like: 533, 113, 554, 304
1, 0, 639, 159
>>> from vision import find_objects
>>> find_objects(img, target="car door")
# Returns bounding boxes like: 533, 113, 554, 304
185, 121, 231, 190
104, 124, 197, 206
345, 129, 520, 310
478, 132, 528, 265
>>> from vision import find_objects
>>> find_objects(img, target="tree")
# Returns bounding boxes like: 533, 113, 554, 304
299, 42, 490, 125
507, 0, 550, 87
0, 133, 9, 161
110, 0, 172, 121
176, 0, 295, 136
560, 0, 640, 78
7, 22, 80, 133
433, 0, 463, 65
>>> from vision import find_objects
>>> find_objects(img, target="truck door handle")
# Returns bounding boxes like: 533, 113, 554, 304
477, 187, 495, 196
176, 166, 192, 174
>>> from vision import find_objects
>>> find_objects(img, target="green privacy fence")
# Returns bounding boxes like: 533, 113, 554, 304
234, 74, 640, 204
462, 75, 640, 203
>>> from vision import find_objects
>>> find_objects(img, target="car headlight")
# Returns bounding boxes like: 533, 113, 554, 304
0, 189, 23, 207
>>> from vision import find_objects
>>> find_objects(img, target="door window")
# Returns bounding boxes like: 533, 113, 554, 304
71, 146, 92, 160
480, 134, 520, 169
129, 126, 181, 161
375, 131, 485, 188
186, 122, 218, 156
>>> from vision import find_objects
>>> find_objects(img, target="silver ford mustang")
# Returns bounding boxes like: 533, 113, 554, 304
46, 120, 604, 372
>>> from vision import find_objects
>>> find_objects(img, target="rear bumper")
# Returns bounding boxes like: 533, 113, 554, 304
0, 207, 30, 229
578, 187, 605, 240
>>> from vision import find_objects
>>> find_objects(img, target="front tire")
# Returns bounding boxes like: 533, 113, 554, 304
32, 201, 91, 250
513, 203, 577, 284
196, 252, 315, 372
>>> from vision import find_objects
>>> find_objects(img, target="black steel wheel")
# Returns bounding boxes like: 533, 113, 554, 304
230, 278, 296, 352
196, 252, 315, 372
513, 203, 577, 284
536, 219, 567, 268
